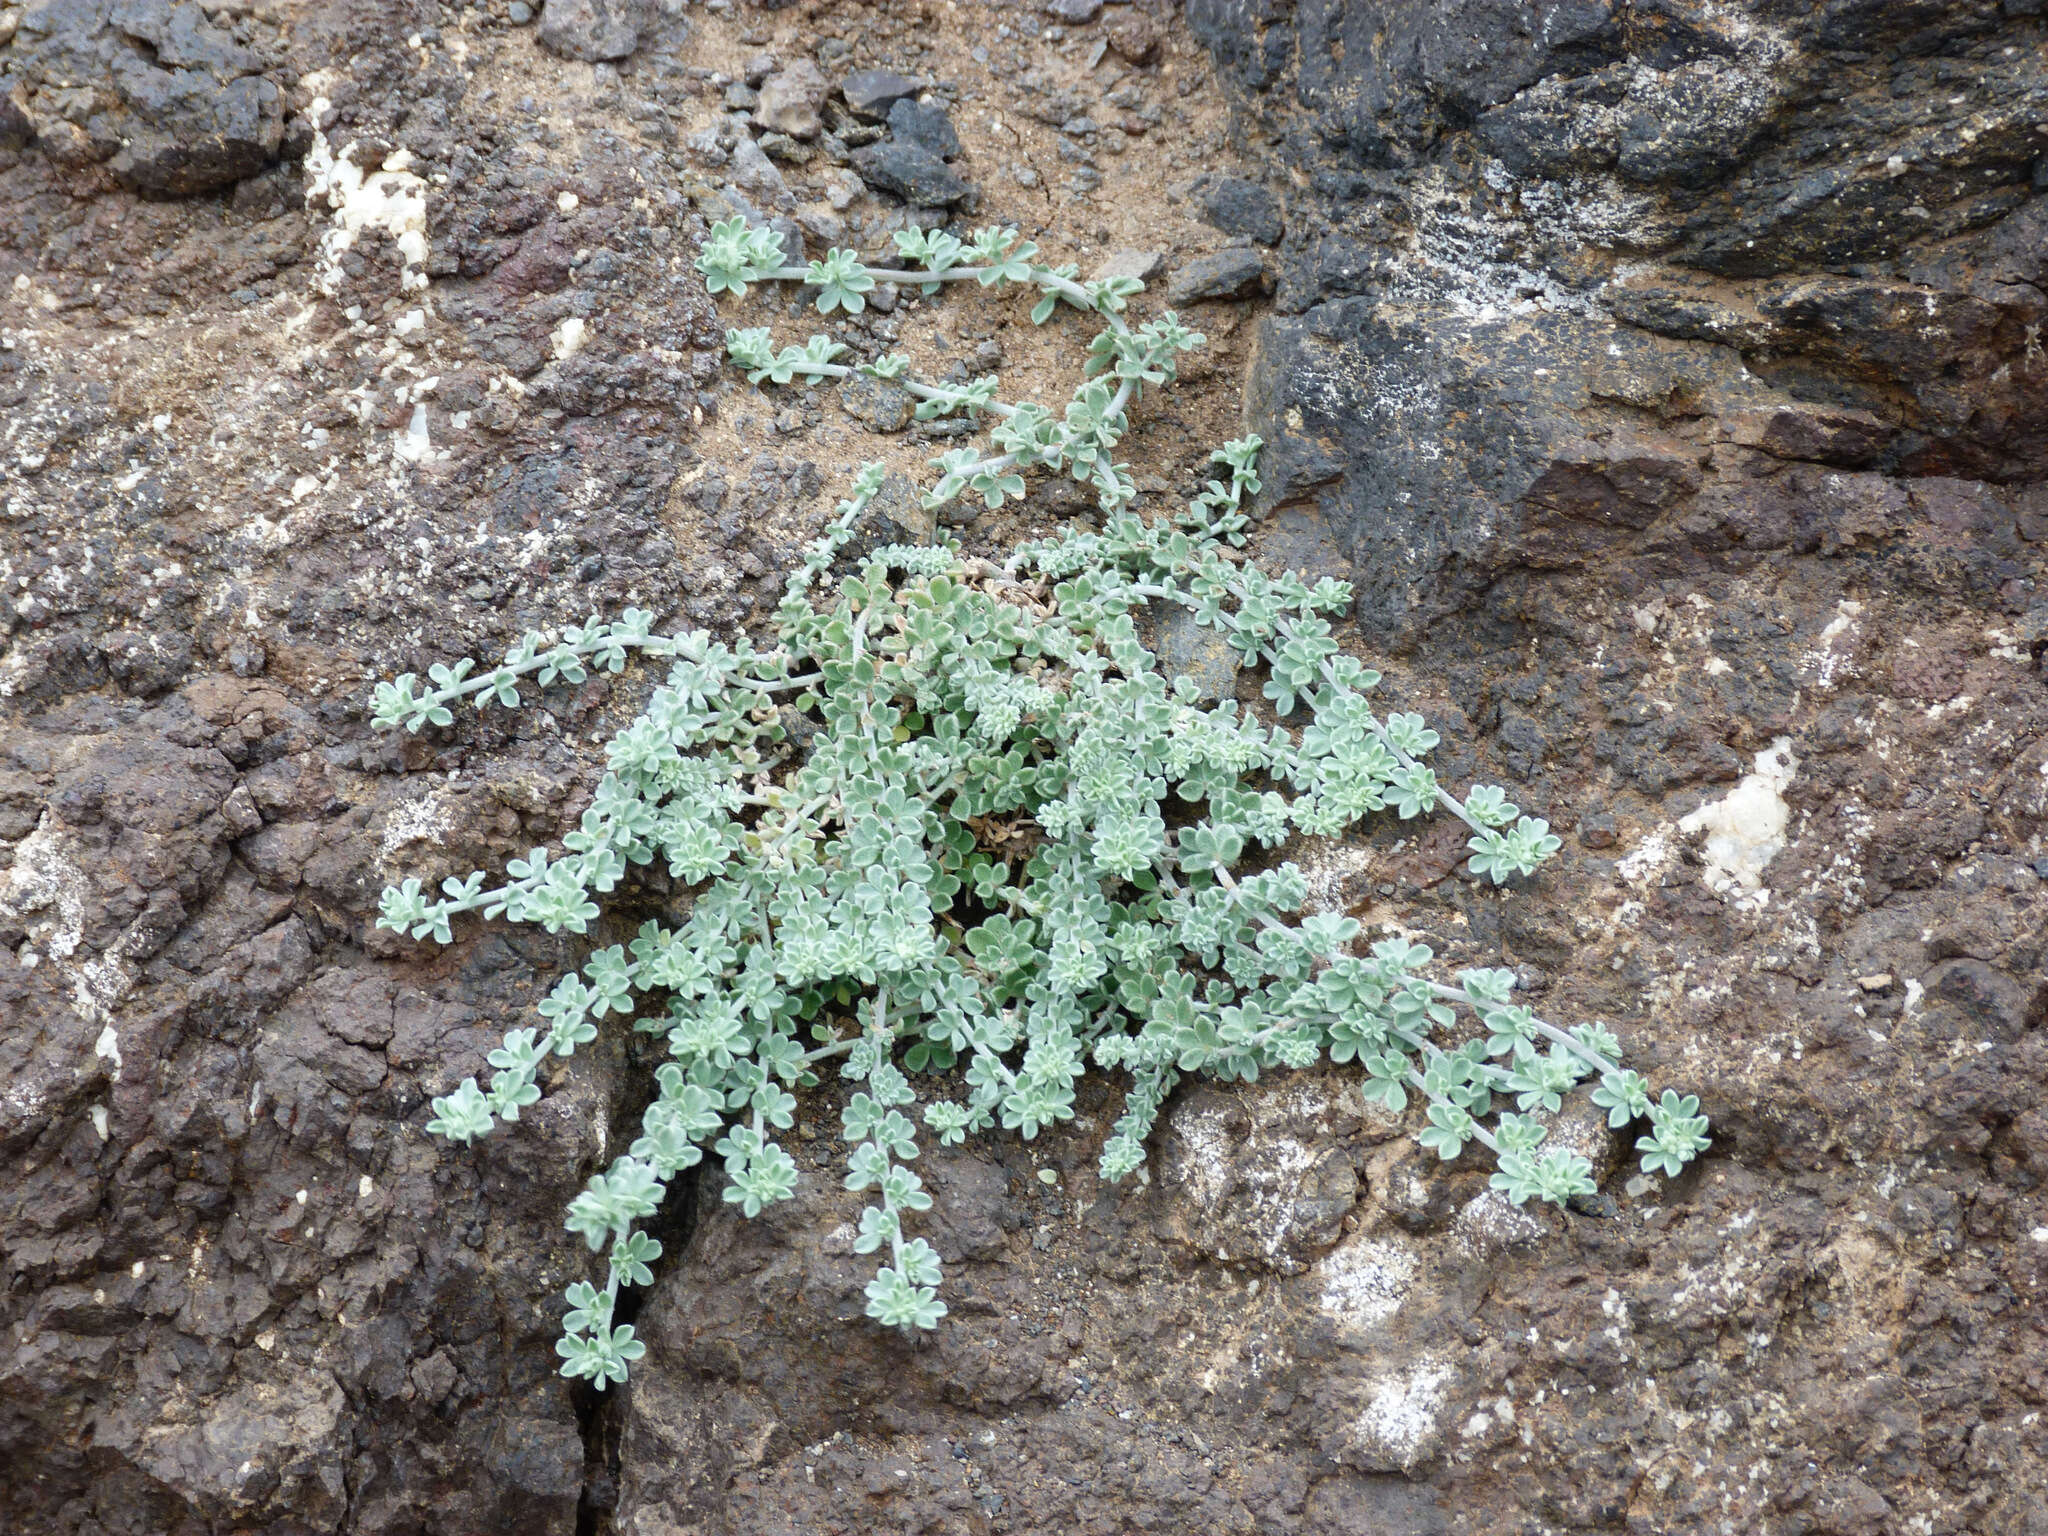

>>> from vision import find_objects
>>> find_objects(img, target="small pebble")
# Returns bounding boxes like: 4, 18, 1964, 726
840, 375, 914, 433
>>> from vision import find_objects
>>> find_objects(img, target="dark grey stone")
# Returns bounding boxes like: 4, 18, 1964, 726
1155, 606, 1238, 701
1164, 247, 1266, 304
840, 69, 927, 120
4, 0, 286, 194
1195, 175, 1284, 247
850, 139, 973, 206
887, 97, 962, 160
1047, 0, 1104, 22
537, 0, 648, 61
865, 470, 937, 543
757, 132, 812, 164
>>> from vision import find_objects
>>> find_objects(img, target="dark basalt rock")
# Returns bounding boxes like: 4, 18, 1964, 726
850, 96, 974, 208
5, 1, 2048, 1534
1165, 246, 1266, 304
1194, 173, 1283, 247
536, 0, 650, 62
849, 137, 972, 206
2, 0, 285, 194
1192, 0, 2048, 640
885, 95, 961, 160
839, 68, 926, 121
1185, 14, 2048, 1524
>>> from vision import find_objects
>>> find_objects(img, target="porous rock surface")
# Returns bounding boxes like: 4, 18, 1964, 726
0, 3, 2044, 1536
3, 0, 288, 194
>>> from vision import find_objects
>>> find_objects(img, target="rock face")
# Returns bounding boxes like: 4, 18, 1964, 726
1186, 0, 2047, 641
3, 1, 2047, 1534
0, 2, 736, 1532
1168, 1, 2048, 1530
849, 95, 974, 208
1166, 244, 1266, 304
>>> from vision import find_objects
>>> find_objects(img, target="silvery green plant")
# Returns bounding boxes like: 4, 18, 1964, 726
366, 220, 1708, 1390
698, 216, 1198, 515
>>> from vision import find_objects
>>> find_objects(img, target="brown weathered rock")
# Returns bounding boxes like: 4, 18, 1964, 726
753, 59, 828, 141
1105, 9, 1161, 63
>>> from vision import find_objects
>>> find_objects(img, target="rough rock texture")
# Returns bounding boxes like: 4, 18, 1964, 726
838, 67, 924, 122
848, 92, 974, 210
0, 3, 744, 1531
2, 0, 287, 194
752, 58, 825, 141
3, 1, 2046, 1535
537, 0, 654, 64
1167, 244, 1266, 304
1173, 0, 2048, 1530
1188, 0, 2048, 641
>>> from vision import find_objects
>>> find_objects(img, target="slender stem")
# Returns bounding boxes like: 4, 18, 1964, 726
797, 1036, 862, 1068
1402, 1065, 1501, 1154
1423, 981, 1616, 1075
399, 633, 818, 721
743, 250, 1151, 509
761, 263, 1113, 319
764, 264, 988, 285
758, 358, 1025, 420
904, 380, 1021, 419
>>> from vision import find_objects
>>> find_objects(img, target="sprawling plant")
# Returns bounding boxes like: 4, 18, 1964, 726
368, 219, 1708, 1389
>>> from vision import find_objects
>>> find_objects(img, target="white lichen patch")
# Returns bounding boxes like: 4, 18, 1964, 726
1615, 827, 1674, 886
303, 91, 431, 296
1, 814, 136, 1026
1677, 737, 1798, 910
1315, 1237, 1417, 1332
3, 812, 88, 964
1223, 1136, 1321, 1264
1801, 599, 1864, 689
378, 786, 456, 861
1350, 1357, 1455, 1471
1292, 837, 1377, 919
1452, 1188, 1546, 1259
1165, 1102, 1233, 1212
1163, 1086, 1353, 1270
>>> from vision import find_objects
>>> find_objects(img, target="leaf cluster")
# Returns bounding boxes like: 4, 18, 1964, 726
365, 222, 1711, 1391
